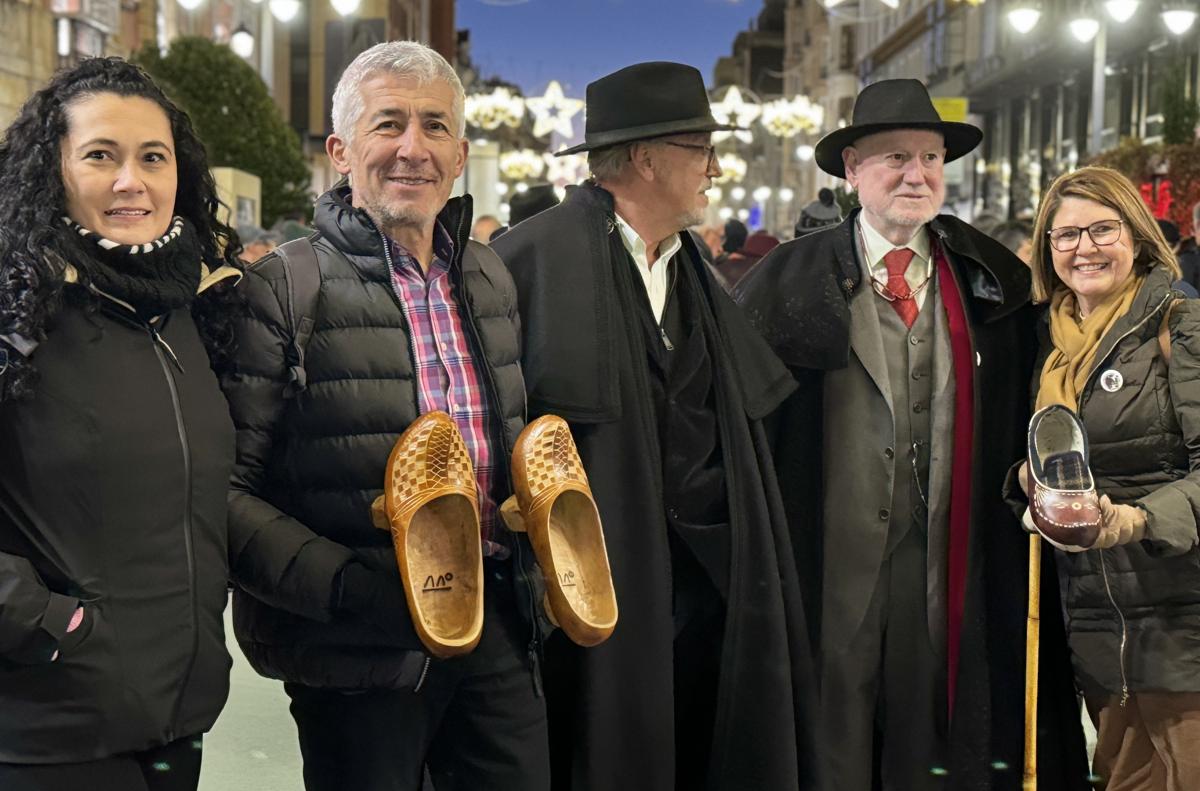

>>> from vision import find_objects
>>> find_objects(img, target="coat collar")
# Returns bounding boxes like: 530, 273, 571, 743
833, 209, 1030, 322
313, 179, 476, 278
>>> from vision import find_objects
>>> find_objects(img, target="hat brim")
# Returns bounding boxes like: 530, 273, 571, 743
555, 117, 741, 156
814, 121, 983, 178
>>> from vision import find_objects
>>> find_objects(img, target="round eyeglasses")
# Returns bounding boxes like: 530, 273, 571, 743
1047, 219, 1125, 252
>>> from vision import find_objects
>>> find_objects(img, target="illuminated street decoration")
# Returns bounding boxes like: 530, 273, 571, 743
525, 80, 584, 139
499, 149, 546, 181
714, 153, 747, 184
761, 96, 824, 138
544, 152, 589, 185
465, 87, 526, 131
710, 86, 761, 144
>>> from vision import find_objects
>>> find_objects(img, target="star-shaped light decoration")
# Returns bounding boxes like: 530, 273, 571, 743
710, 86, 761, 144
543, 152, 588, 186
525, 81, 584, 139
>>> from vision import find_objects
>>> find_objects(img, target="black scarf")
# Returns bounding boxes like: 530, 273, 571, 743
62, 216, 203, 317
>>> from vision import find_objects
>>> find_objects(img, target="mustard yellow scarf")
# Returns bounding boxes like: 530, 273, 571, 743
1037, 275, 1143, 410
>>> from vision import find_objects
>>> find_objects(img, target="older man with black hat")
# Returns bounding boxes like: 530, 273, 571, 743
737, 80, 1089, 789
491, 62, 816, 791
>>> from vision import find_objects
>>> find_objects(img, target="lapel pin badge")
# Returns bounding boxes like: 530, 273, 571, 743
1100, 369, 1124, 393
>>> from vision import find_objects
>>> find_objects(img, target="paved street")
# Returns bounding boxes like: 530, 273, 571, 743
198, 608, 302, 791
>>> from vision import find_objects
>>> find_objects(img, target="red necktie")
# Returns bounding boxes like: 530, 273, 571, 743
883, 248, 918, 329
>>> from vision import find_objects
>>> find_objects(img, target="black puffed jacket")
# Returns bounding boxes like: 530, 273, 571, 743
221, 183, 528, 689
1006, 266, 1200, 698
0, 283, 235, 763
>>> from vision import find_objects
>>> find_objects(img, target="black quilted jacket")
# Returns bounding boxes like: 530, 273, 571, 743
1006, 265, 1200, 697
221, 183, 528, 688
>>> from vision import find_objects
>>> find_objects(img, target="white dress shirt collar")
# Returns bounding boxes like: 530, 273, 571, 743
614, 212, 680, 323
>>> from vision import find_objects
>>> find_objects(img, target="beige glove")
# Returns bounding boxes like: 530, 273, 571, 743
1094, 495, 1147, 549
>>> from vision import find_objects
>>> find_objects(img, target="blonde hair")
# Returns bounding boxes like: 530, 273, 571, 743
1030, 166, 1180, 303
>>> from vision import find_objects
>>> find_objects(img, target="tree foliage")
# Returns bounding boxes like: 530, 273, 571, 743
1161, 59, 1199, 147
136, 37, 311, 226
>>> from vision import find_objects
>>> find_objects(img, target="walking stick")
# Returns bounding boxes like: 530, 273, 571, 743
1024, 533, 1042, 791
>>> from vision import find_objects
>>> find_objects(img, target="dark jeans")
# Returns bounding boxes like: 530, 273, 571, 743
286, 561, 550, 791
0, 735, 203, 791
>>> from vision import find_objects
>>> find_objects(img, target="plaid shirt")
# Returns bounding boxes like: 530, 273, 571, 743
388, 228, 504, 555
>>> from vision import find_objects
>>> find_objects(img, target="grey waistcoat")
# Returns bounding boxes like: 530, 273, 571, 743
875, 290, 935, 553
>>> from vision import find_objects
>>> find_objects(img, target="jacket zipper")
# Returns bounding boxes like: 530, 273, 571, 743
1073, 292, 1169, 707
150, 323, 199, 739
443, 209, 545, 694
376, 213, 542, 693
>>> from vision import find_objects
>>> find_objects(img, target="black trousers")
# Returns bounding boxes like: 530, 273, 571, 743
0, 735, 203, 791
286, 562, 550, 791
670, 531, 727, 790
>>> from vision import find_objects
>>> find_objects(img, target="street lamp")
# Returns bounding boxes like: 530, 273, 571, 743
269, 0, 299, 22
1008, 3, 1042, 33
230, 24, 254, 58
1162, 3, 1198, 33
1069, 14, 1101, 42
1105, 0, 1139, 22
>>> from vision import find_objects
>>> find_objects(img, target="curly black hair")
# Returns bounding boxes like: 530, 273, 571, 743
0, 56, 242, 401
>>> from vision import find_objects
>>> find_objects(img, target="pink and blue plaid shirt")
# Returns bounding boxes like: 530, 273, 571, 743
388, 228, 504, 556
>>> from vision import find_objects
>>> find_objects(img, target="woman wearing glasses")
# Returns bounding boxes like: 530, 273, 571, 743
1013, 166, 1200, 789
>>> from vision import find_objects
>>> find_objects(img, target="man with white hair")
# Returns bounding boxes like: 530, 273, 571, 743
492, 62, 816, 791
220, 41, 549, 790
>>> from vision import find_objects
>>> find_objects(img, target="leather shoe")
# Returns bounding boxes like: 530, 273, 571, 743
1027, 404, 1102, 548
381, 411, 483, 658
511, 415, 618, 646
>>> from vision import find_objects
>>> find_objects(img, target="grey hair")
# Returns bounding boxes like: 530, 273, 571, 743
588, 143, 636, 183
331, 40, 466, 141
1192, 199, 1200, 226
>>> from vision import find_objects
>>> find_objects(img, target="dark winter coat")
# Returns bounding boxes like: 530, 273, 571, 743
1008, 266, 1200, 698
491, 183, 817, 791
736, 212, 1090, 790
220, 183, 529, 689
0, 282, 235, 763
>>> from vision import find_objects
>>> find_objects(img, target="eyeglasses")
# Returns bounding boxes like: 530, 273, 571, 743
664, 141, 718, 169
1047, 219, 1125, 252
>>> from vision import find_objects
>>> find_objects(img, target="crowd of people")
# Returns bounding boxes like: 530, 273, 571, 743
1, 40, 1198, 791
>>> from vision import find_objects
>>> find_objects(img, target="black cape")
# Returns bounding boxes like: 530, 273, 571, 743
492, 183, 818, 791
736, 212, 1090, 790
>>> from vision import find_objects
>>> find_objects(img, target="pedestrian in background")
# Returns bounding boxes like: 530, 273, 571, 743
793, 187, 841, 238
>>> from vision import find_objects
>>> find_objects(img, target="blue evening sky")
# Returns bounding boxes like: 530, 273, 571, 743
456, 0, 764, 99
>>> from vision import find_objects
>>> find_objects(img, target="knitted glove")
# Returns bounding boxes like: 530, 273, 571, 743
1093, 495, 1147, 549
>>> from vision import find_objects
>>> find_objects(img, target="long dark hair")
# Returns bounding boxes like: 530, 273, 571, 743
0, 56, 242, 401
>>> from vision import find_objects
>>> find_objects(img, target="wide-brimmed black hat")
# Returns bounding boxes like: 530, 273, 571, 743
557, 62, 737, 156
814, 79, 982, 179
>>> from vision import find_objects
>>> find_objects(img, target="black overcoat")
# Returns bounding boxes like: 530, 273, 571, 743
736, 211, 1090, 790
492, 183, 818, 791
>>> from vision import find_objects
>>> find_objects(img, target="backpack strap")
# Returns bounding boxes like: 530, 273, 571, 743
269, 235, 321, 398
1158, 297, 1180, 367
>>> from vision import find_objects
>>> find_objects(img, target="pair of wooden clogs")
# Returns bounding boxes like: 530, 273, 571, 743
370, 412, 618, 658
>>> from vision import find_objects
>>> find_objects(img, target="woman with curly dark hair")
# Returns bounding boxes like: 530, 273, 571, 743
0, 57, 242, 791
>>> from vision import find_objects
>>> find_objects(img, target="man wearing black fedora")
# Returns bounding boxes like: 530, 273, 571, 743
737, 79, 1088, 789
492, 62, 816, 791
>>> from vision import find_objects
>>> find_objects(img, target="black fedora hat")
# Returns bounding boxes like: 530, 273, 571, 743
557, 62, 737, 156
814, 79, 982, 179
